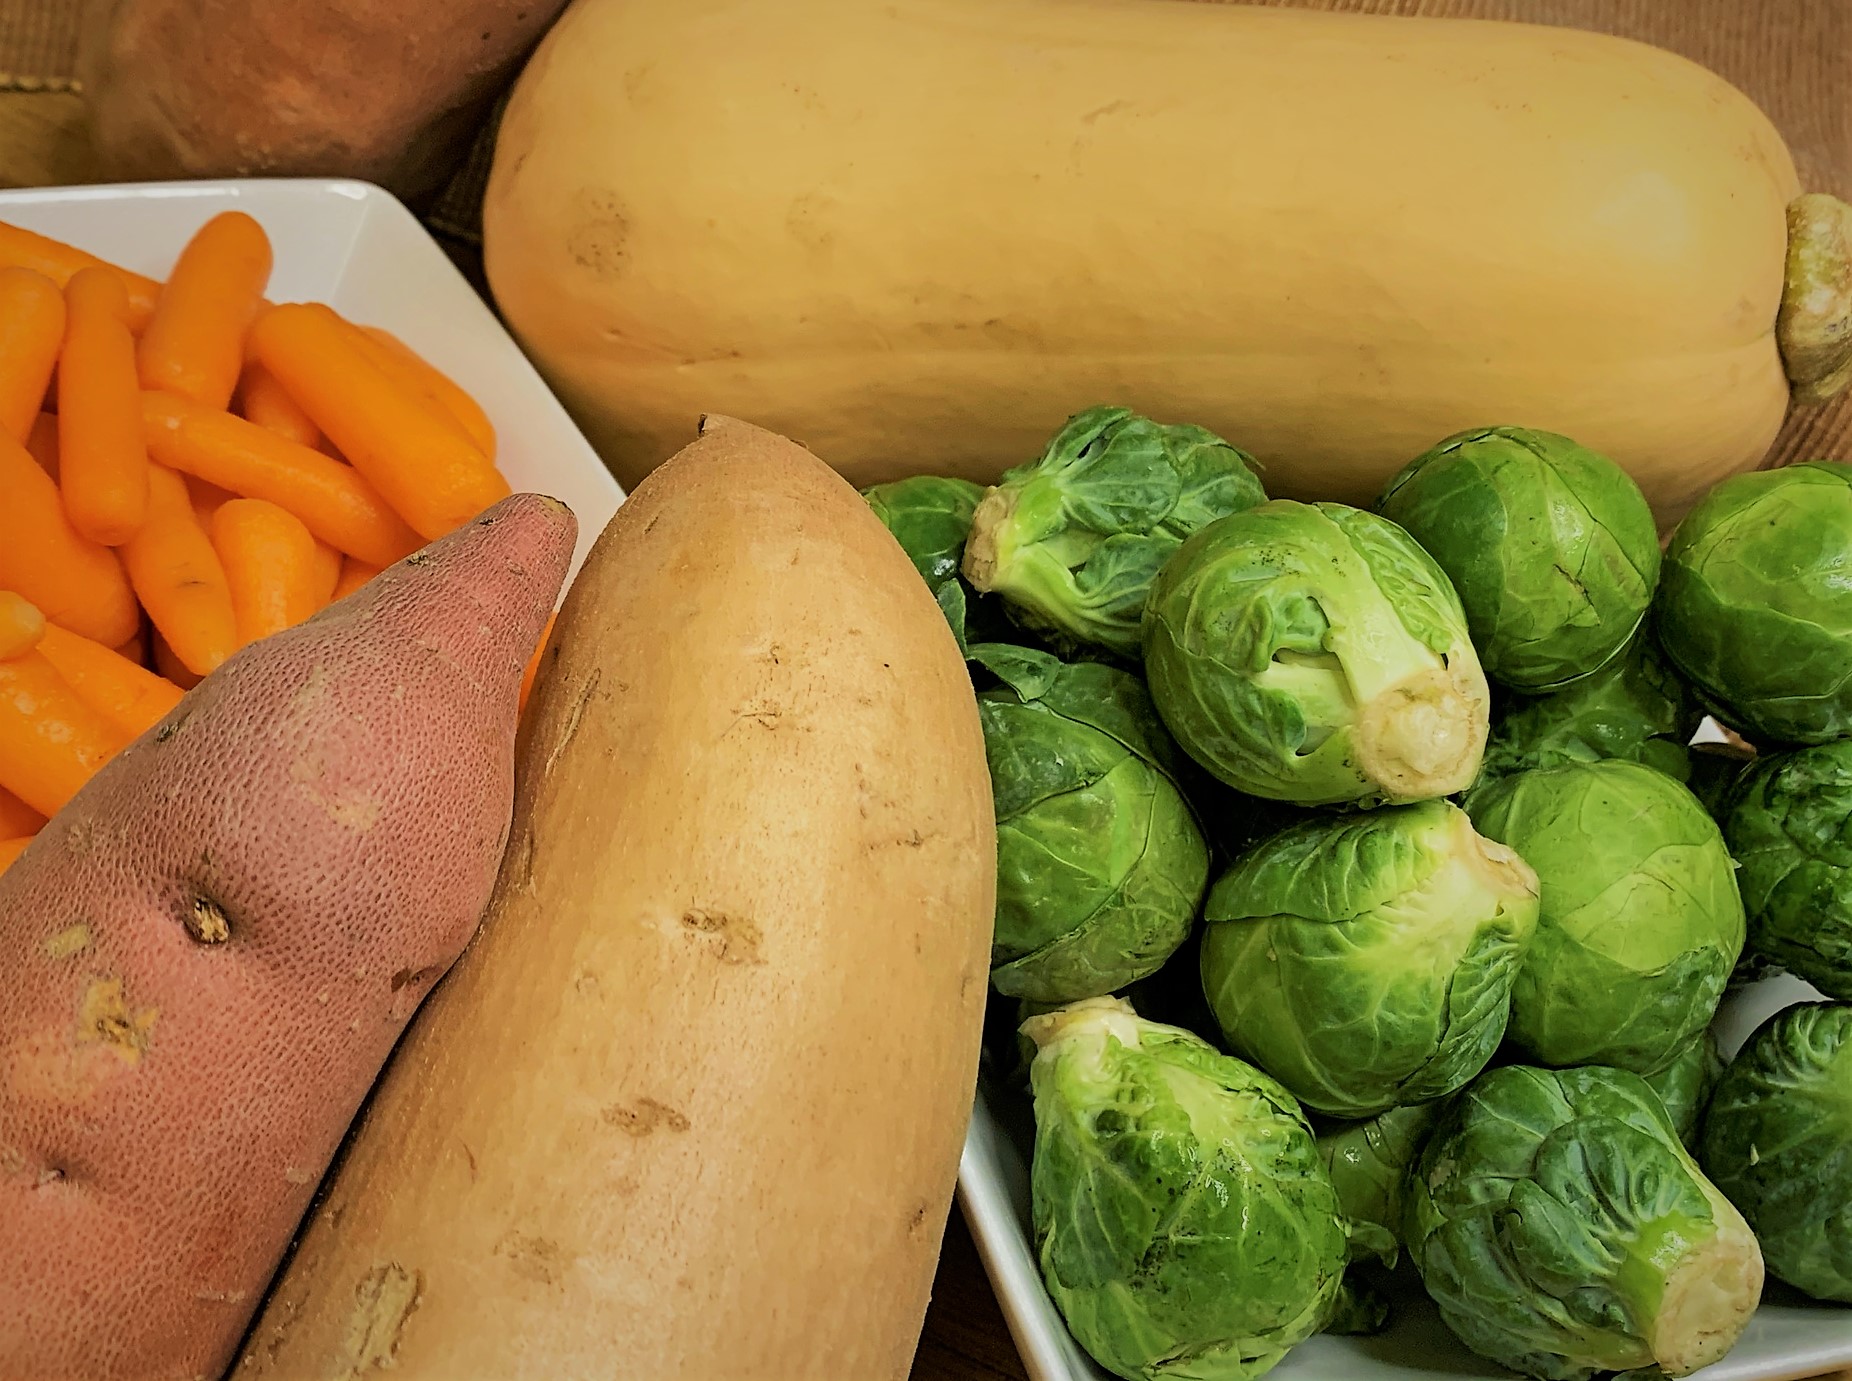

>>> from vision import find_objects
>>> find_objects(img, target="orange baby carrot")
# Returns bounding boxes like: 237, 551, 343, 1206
0, 431, 139, 647
519, 610, 557, 715
308, 540, 342, 609
0, 220, 161, 332
150, 628, 200, 691
0, 835, 33, 872
59, 268, 151, 545
141, 390, 422, 569
138, 211, 273, 410
114, 622, 148, 668
25, 410, 57, 477
38, 620, 185, 742
0, 592, 46, 661
120, 465, 238, 678
251, 302, 509, 540
0, 784, 42, 836
331, 558, 380, 602
236, 357, 322, 449
350, 323, 498, 461
0, 267, 64, 441
210, 498, 321, 648
0, 649, 125, 816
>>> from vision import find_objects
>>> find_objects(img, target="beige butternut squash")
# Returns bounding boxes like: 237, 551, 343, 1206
485, 0, 1852, 521
239, 416, 995, 1379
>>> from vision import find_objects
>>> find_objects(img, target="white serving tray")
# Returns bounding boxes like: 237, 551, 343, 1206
0, 178, 626, 575
960, 969, 1852, 1381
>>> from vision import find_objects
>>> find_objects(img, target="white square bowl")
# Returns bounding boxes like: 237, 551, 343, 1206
961, 969, 1852, 1381
0, 177, 626, 574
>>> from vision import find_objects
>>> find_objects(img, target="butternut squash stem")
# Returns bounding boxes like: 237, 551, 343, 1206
1779, 193, 1852, 403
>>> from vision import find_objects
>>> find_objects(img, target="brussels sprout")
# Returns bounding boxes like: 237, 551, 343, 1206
1688, 746, 1752, 823
1144, 500, 1491, 806
1476, 634, 1699, 786
1377, 427, 1659, 692
1200, 800, 1538, 1117
863, 474, 1016, 650
1467, 761, 1744, 1073
1641, 1028, 1725, 1151
1700, 1002, 1852, 1303
1658, 461, 1852, 744
1723, 739, 1852, 999
1407, 1064, 1763, 1381
1025, 997, 1346, 1381
1316, 1102, 1443, 1268
962, 406, 1266, 657
977, 645, 1209, 1001
1322, 1274, 1391, 1337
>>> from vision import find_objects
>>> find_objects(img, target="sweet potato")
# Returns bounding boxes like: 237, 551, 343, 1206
0, 493, 575, 1381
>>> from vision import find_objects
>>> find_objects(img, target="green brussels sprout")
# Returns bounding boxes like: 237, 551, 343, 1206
962, 406, 1266, 657
1476, 634, 1699, 786
1658, 461, 1852, 744
1025, 997, 1346, 1381
1467, 761, 1745, 1074
1723, 739, 1852, 999
1377, 427, 1659, 692
1407, 1063, 1763, 1381
863, 474, 1017, 650
977, 645, 1209, 1002
1316, 1102, 1444, 1268
1199, 800, 1539, 1118
1144, 500, 1491, 806
864, 475, 985, 587
1700, 1002, 1852, 1303
1641, 1028, 1725, 1151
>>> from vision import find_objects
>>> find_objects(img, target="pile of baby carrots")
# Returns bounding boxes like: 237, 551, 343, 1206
0, 209, 527, 872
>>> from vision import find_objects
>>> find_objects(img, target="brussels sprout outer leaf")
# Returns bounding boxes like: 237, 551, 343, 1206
1641, 1029, 1725, 1151
1200, 801, 1538, 1117
1724, 739, 1852, 999
1657, 462, 1852, 745
1700, 1002, 1852, 1303
1025, 998, 1347, 1381
1466, 761, 1744, 1073
1408, 1065, 1762, 1381
1317, 1101, 1444, 1268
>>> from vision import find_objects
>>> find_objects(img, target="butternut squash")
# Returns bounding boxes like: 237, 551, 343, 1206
484, 0, 1852, 521
238, 416, 995, 1379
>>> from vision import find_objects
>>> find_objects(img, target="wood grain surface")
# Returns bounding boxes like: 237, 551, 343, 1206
0, 4, 1845, 1378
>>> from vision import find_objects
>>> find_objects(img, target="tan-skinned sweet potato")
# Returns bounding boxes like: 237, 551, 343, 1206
0, 493, 575, 1381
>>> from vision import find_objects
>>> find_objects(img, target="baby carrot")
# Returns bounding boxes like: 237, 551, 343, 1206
141, 391, 422, 568
38, 620, 184, 742
350, 323, 498, 461
0, 592, 46, 660
25, 411, 57, 477
0, 784, 42, 836
139, 211, 273, 410
236, 357, 322, 449
59, 268, 151, 545
0, 220, 161, 332
121, 465, 238, 678
150, 629, 200, 691
309, 540, 342, 608
251, 303, 509, 540
0, 835, 33, 873
0, 649, 125, 817
331, 558, 380, 602
210, 499, 321, 648
115, 623, 148, 667
0, 267, 64, 440
0, 431, 139, 647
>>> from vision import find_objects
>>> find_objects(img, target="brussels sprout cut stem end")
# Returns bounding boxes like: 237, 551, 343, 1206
1780, 193, 1852, 404
1651, 1216, 1765, 1377
1355, 663, 1488, 800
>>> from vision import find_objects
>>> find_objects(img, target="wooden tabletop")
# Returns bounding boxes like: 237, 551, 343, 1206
2, 1, 1847, 1373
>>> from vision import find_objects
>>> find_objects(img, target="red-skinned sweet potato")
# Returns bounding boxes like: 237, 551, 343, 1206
0, 493, 575, 1381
